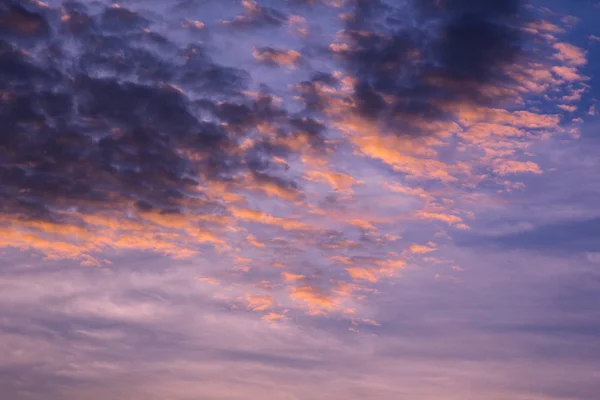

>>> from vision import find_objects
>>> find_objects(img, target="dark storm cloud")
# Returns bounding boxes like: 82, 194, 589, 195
0, 1, 51, 38
0, 0, 318, 222
333, 0, 530, 134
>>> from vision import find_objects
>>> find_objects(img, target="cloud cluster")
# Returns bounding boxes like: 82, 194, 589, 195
1, 1, 600, 398
330, 0, 528, 131
0, 0, 591, 323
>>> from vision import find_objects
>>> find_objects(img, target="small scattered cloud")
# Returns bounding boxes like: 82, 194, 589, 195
253, 47, 303, 67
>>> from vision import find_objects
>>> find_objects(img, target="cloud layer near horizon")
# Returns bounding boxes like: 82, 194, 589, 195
1, 0, 599, 399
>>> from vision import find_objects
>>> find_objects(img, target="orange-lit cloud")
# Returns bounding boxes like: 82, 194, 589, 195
253, 47, 303, 67
0, 0, 590, 328
553, 42, 587, 66
246, 294, 275, 312
290, 285, 337, 311
346, 268, 378, 283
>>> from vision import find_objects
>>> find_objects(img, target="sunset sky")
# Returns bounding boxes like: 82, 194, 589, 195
1, 0, 600, 399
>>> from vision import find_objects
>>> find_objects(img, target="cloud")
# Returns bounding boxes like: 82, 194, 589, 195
304, 169, 361, 191
346, 267, 378, 283
246, 294, 275, 312
281, 271, 306, 283
330, 0, 530, 133
1, 5, 250, 224
288, 15, 309, 36
253, 47, 303, 67
231, 208, 309, 230
406, 243, 437, 254
416, 211, 464, 226
0, 1, 599, 398
0, 0, 332, 266
0, 2, 50, 38
261, 312, 289, 323
462, 217, 600, 254
552, 65, 587, 81
221, 0, 287, 29
493, 160, 543, 175
3, 238, 600, 399
0, 0, 591, 326
553, 42, 587, 66
290, 285, 339, 311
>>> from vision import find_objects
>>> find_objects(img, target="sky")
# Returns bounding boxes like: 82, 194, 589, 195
1, 0, 600, 399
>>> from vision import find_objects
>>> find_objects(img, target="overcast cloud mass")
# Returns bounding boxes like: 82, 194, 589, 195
1, 0, 600, 399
